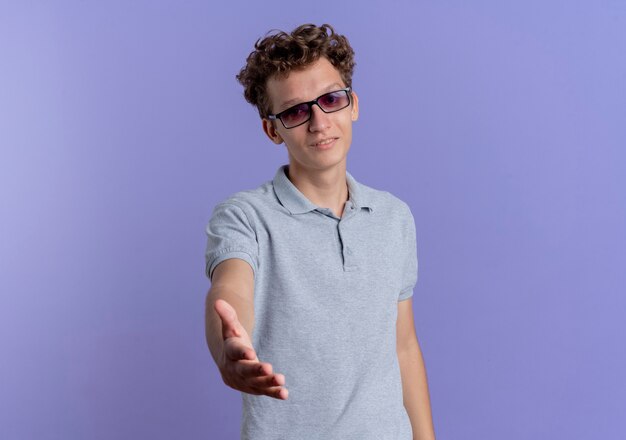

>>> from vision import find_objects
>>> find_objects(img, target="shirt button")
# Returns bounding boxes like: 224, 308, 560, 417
346, 247, 353, 255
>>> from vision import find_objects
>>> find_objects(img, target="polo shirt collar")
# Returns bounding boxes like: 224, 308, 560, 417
273, 164, 374, 215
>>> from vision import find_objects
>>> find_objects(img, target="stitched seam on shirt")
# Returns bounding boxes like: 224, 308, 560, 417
209, 246, 255, 257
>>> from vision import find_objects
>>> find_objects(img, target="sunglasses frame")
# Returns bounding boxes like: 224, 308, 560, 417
267, 87, 352, 129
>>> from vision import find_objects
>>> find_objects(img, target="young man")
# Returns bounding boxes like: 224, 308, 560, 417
205, 24, 436, 440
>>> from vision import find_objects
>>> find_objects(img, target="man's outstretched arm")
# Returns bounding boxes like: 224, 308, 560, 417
205, 258, 288, 400
397, 298, 436, 440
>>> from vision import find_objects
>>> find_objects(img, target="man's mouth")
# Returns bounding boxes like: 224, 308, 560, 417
312, 137, 337, 147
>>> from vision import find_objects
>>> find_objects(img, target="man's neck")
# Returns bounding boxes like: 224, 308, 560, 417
286, 162, 349, 217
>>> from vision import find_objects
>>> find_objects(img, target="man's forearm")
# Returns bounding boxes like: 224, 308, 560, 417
398, 342, 436, 440
205, 286, 255, 366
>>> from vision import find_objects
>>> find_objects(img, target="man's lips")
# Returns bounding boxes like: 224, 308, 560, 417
310, 137, 338, 147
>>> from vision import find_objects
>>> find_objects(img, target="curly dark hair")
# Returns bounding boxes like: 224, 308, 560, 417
236, 23, 356, 119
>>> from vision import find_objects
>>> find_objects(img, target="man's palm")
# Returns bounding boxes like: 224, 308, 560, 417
214, 298, 288, 400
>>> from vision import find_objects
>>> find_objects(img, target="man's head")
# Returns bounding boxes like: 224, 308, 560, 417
236, 24, 356, 120
237, 24, 359, 173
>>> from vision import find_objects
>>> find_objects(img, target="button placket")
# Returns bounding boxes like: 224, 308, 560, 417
338, 222, 358, 271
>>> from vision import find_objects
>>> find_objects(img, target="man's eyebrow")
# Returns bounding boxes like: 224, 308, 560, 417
278, 83, 344, 110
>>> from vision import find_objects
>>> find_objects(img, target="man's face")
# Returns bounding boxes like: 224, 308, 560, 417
262, 57, 359, 174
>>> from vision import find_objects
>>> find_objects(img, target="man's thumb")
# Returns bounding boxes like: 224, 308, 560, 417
214, 298, 242, 340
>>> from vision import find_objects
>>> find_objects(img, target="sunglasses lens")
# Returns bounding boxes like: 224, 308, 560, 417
318, 91, 350, 112
277, 90, 351, 128
280, 103, 310, 128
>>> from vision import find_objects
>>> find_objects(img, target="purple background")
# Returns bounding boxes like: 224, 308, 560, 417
1, 1, 625, 439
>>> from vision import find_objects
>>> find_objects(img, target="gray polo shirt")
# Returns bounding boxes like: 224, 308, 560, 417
205, 164, 418, 440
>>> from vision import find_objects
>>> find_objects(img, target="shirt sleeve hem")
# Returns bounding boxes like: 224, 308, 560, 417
207, 250, 257, 281
398, 286, 415, 301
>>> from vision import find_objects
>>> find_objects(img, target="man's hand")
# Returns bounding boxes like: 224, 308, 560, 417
214, 298, 289, 400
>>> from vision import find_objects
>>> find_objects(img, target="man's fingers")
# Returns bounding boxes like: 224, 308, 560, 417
246, 385, 288, 400
234, 360, 272, 378
249, 384, 289, 400
249, 372, 285, 389
220, 355, 289, 400
214, 298, 242, 340
266, 386, 289, 400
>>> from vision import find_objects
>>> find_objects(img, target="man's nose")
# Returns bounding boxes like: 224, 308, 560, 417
308, 104, 331, 132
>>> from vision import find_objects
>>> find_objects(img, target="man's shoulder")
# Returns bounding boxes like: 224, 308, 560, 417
214, 179, 277, 214
357, 180, 413, 216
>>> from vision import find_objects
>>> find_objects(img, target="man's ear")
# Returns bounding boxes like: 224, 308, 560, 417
262, 119, 283, 145
350, 90, 359, 122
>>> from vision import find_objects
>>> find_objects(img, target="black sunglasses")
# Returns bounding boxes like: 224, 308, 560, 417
267, 87, 352, 129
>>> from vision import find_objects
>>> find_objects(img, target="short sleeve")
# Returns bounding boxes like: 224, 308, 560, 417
398, 204, 418, 301
204, 202, 259, 282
